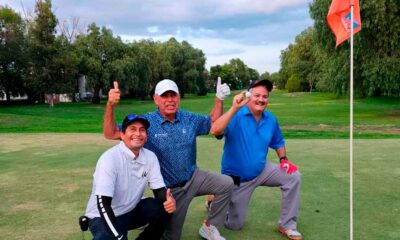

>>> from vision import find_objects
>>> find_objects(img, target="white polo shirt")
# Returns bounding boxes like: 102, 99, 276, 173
85, 141, 165, 218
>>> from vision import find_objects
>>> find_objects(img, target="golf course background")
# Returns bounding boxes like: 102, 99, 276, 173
1, 90, 399, 138
0, 91, 399, 239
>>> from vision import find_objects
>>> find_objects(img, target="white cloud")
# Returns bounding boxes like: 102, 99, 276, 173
188, 37, 286, 73
147, 26, 159, 33
5, 0, 313, 74
5, 0, 312, 24
212, 0, 310, 15
120, 33, 285, 73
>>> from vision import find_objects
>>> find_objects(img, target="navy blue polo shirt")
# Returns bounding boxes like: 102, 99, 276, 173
143, 109, 211, 187
220, 105, 285, 182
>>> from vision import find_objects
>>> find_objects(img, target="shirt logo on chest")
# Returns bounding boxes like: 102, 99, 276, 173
155, 133, 168, 138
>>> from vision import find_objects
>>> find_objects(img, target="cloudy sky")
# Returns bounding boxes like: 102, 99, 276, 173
4, 0, 314, 74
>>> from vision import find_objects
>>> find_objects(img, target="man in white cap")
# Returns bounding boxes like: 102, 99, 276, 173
104, 79, 233, 240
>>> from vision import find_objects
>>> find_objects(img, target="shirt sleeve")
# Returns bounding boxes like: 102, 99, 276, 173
93, 154, 117, 197
96, 195, 124, 239
192, 112, 212, 136
147, 151, 166, 190
269, 119, 285, 149
220, 113, 237, 139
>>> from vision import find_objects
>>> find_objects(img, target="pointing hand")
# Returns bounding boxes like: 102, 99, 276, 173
232, 91, 249, 110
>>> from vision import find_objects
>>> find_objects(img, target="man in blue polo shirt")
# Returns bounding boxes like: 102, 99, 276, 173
103, 79, 234, 240
210, 79, 303, 240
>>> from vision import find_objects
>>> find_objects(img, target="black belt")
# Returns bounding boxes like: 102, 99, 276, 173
168, 180, 188, 188
229, 175, 241, 186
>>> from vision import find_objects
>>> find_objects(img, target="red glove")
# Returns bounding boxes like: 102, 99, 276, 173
280, 157, 298, 174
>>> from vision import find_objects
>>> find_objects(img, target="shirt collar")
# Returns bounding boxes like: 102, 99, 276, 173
155, 108, 181, 124
240, 105, 268, 120
118, 141, 146, 164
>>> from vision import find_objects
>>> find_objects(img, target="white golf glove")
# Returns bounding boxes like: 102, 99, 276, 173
216, 77, 231, 100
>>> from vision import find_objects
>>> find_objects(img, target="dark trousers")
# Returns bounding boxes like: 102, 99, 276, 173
89, 198, 170, 240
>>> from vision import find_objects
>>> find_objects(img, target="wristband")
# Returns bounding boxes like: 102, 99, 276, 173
279, 156, 287, 163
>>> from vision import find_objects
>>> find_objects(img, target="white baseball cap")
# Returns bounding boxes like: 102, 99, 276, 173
154, 79, 179, 95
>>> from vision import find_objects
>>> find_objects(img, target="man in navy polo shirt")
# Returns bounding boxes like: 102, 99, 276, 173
103, 79, 234, 240
210, 79, 303, 240
85, 114, 176, 240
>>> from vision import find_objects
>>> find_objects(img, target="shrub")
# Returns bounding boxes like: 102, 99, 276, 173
286, 74, 302, 92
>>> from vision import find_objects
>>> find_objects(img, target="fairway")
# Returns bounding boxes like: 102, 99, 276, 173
0, 134, 398, 240
1, 91, 399, 138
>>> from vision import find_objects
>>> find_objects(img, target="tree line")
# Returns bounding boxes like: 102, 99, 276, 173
279, 0, 400, 97
1, 1, 266, 104
2, 0, 398, 105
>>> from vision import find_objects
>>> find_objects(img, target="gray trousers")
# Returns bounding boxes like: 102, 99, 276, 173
225, 161, 301, 230
162, 168, 234, 240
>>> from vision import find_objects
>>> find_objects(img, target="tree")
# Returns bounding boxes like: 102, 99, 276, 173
209, 65, 222, 92
248, 68, 259, 82
279, 27, 318, 92
58, 17, 81, 43
26, 0, 59, 103
260, 71, 270, 80
75, 23, 125, 103
229, 58, 250, 89
161, 38, 207, 97
122, 40, 152, 100
286, 74, 302, 93
209, 58, 259, 90
209, 65, 222, 81
180, 40, 207, 96
0, 6, 27, 102
133, 39, 165, 98
52, 34, 79, 100
309, 0, 400, 97
269, 72, 281, 88
219, 64, 235, 89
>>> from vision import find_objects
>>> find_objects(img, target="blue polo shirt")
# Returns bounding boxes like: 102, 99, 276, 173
143, 109, 211, 187
221, 105, 285, 182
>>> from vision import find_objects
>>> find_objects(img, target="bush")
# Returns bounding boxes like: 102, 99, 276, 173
286, 74, 302, 92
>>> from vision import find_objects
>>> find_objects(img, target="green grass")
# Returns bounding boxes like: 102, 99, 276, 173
0, 134, 399, 240
0, 91, 399, 138
0, 91, 397, 239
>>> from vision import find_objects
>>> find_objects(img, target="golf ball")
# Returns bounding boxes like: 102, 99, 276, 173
245, 91, 251, 98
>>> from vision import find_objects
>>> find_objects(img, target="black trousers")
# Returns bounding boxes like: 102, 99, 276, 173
89, 198, 170, 240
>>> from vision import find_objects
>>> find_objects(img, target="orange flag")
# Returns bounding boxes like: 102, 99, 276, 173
326, 0, 361, 47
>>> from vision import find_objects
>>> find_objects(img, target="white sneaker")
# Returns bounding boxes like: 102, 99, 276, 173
278, 226, 303, 240
199, 222, 226, 240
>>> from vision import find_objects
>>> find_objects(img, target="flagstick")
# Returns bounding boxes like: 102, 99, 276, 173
350, 2, 354, 240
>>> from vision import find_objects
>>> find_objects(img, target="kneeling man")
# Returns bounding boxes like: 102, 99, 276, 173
85, 114, 176, 240
211, 79, 303, 240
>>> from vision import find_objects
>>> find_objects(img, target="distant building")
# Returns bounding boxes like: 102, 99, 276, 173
0, 91, 28, 101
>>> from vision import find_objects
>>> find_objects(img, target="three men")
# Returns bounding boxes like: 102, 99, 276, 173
210, 79, 303, 240
85, 114, 176, 240
104, 79, 233, 240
